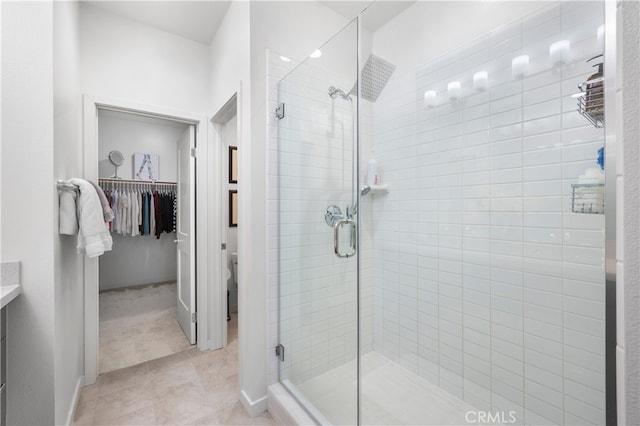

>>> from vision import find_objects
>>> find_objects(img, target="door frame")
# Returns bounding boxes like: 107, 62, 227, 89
82, 94, 215, 384
210, 93, 238, 349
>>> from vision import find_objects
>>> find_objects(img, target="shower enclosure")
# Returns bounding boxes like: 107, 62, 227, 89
275, 1, 613, 424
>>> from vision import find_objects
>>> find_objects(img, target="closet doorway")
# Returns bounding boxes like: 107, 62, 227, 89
82, 95, 214, 385
96, 109, 197, 374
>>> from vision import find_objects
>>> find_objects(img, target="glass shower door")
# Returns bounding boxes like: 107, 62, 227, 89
277, 19, 360, 425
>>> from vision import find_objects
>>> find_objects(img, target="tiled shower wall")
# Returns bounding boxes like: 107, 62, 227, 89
266, 46, 375, 387
370, 3, 606, 424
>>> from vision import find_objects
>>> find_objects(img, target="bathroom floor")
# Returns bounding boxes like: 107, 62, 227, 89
296, 352, 479, 425
99, 282, 193, 374
74, 313, 274, 425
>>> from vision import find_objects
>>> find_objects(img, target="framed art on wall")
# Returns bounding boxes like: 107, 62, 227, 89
229, 190, 238, 227
133, 152, 159, 181
229, 146, 238, 183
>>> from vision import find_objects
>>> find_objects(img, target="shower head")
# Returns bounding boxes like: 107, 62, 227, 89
346, 185, 372, 218
349, 54, 396, 102
328, 86, 351, 101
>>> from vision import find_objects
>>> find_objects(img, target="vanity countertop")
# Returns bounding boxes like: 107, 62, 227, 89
0, 284, 22, 309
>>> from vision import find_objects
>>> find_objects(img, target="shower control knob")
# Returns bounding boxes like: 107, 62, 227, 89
324, 205, 343, 228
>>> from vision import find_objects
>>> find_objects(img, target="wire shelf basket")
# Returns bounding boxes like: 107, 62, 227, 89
576, 79, 604, 128
571, 183, 604, 214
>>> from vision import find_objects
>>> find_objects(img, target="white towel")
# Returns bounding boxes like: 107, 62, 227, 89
67, 178, 113, 257
59, 189, 79, 235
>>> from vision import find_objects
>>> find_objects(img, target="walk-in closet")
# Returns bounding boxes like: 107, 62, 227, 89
97, 109, 196, 374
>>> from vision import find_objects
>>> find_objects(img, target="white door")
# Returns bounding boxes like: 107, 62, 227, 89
176, 126, 196, 343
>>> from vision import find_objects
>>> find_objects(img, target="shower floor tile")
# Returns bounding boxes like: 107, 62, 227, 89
99, 283, 193, 374
296, 352, 479, 425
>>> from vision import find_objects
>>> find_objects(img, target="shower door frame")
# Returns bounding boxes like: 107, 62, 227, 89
603, 0, 618, 423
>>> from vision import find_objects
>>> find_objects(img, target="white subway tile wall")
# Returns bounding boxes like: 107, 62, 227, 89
370, 3, 605, 425
267, 2, 608, 425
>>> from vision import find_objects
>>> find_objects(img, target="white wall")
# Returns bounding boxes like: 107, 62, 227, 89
370, 2, 606, 424
206, 0, 253, 411
97, 110, 186, 291
209, 1, 250, 116
618, 1, 639, 423
97, 110, 185, 182
1, 2, 56, 424
371, 1, 551, 74
79, 3, 211, 114
53, 1, 85, 424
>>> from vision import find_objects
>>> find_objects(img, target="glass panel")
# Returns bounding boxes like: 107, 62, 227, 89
278, 19, 359, 425
359, 1, 606, 425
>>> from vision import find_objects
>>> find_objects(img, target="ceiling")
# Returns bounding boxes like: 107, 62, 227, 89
86, 1, 232, 45
84, 1, 415, 45
319, 1, 416, 31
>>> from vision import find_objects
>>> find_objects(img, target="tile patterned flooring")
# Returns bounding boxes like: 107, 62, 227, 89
99, 283, 194, 374
75, 313, 275, 425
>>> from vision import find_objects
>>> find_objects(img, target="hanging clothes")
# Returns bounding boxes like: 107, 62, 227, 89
173, 195, 177, 233
112, 189, 120, 233
121, 191, 130, 235
154, 191, 163, 239
149, 191, 156, 236
99, 181, 177, 238
137, 191, 143, 233
143, 192, 150, 235
162, 193, 173, 233
130, 190, 139, 237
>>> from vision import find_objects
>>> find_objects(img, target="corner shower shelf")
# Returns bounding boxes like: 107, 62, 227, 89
571, 183, 604, 214
370, 184, 389, 195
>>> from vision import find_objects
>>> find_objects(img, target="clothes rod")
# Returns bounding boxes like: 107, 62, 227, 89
98, 179, 177, 185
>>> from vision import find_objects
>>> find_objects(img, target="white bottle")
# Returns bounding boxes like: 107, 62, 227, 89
367, 159, 378, 186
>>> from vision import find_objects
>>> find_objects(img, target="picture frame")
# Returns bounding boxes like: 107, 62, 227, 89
133, 152, 159, 181
229, 146, 238, 183
229, 190, 238, 227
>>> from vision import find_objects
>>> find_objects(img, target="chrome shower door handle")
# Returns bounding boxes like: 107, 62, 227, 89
333, 219, 356, 258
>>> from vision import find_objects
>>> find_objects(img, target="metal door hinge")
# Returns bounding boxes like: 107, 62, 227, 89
221, 243, 227, 250
276, 103, 285, 120
192, 312, 197, 323
275, 344, 285, 362
190, 147, 197, 158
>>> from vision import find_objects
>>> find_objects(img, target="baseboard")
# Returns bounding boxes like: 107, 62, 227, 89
65, 376, 84, 426
239, 389, 268, 417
